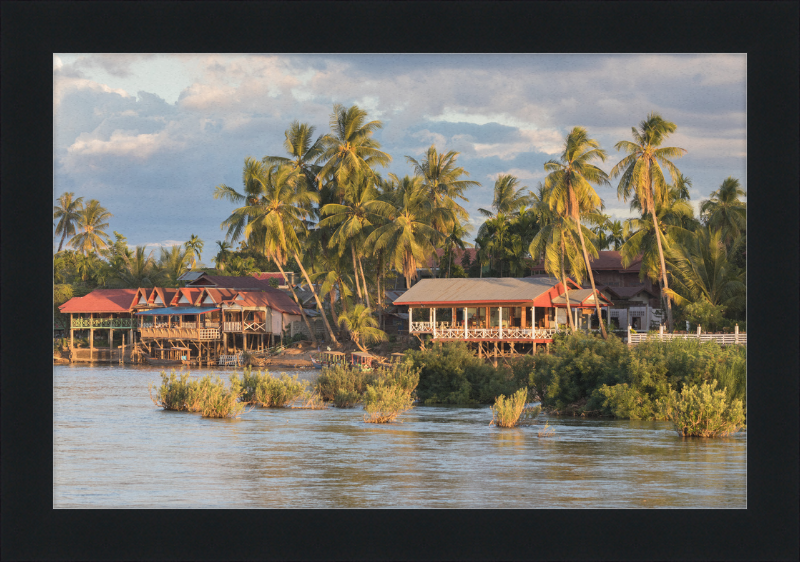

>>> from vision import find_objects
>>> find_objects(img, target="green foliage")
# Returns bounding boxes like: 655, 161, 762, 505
232, 368, 307, 407
314, 364, 379, 401
405, 342, 520, 405
333, 389, 362, 408
199, 375, 246, 418
665, 380, 745, 437
681, 300, 726, 332
490, 388, 541, 428
148, 371, 243, 417
363, 379, 415, 423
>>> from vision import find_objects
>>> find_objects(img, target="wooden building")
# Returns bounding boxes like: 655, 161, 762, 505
393, 276, 612, 357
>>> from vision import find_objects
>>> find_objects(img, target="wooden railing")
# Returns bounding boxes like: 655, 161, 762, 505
628, 331, 746, 346
71, 318, 135, 329
139, 327, 221, 340
223, 322, 242, 332
243, 321, 266, 332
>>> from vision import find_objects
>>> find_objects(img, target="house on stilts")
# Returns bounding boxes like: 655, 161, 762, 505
393, 276, 613, 358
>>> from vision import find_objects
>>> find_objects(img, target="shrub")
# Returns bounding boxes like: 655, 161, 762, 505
666, 380, 746, 437
333, 389, 362, 408
199, 376, 246, 418
490, 388, 541, 428
405, 342, 519, 405
290, 391, 327, 410
149, 371, 245, 418
314, 364, 379, 401
149, 371, 195, 411
232, 369, 307, 407
363, 380, 415, 423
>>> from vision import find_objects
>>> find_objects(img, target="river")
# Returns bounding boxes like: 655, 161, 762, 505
53, 364, 746, 508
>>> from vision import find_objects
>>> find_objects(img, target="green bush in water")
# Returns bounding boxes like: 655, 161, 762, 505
664, 380, 745, 437
232, 368, 307, 407
405, 342, 519, 405
149, 371, 245, 418
363, 379, 415, 423
198, 375, 245, 418
149, 371, 195, 411
314, 364, 379, 401
490, 388, 542, 428
333, 389, 362, 408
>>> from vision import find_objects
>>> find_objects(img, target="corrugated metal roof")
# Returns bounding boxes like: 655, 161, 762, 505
605, 285, 657, 299
393, 277, 562, 305
59, 289, 138, 313
178, 271, 205, 281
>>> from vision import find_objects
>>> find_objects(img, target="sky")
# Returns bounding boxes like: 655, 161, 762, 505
53, 53, 746, 264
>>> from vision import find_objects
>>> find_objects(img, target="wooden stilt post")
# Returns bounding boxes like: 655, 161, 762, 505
70, 313, 74, 362
89, 313, 94, 362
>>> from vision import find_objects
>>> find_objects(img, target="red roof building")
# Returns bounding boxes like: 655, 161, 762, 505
59, 289, 138, 314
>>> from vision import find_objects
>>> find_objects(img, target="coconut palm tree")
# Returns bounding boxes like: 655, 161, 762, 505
478, 174, 530, 217
365, 174, 451, 289
69, 199, 113, 255
662, 227, 746, 314
263, 121, 325, 193
213, 156, 272, 243
212, 240, 232, 271
440, 221, 473, 278
610, 112, 687, 331
700, 176, 747, 248
54, 192, 84, 252
543, 127, 610, 338
319, 171, 394, 307
406, 144, 479, 227
230, 161, 338, 344
159, 245, 191, 287
117, 246, 159, 287
317, 104, 392, 192
337, 304, 387, 352
184, 234, 204, 270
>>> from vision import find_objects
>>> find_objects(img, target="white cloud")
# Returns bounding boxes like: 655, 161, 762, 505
67, 128, 184, 159
53, 55, 63, 70
487, 168, 544, 182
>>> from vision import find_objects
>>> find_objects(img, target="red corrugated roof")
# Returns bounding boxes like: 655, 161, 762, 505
170, 287, 202, 306
59, 289, 138, 313
251, 272, 287, 282
229, 290, 302, 315
196, 288, 239, 305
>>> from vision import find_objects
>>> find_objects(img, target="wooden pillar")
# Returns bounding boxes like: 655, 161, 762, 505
452, 307, 456, 325
485, 306, 490, 328
463, 308, 468, 338
521, 306, 526, 329
734, 323, 739, 344
432, 308, 437, 339
499, 306, 503, 339
89, 313, 94, 360
697, 325, 701, 339
70, 313, 74, 351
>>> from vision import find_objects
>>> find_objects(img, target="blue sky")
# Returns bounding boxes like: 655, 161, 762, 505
53, 54, 746, 264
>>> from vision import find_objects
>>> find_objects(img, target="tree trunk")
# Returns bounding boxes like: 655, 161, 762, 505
576, 221, 608, 339
274, 259, 317, 346
57, 230, 68, 253
358, 256, 371, 309
293, 251, 338, 343
560, 238, 576, 331
351, 245, 363, 303
651, 210, 673, 332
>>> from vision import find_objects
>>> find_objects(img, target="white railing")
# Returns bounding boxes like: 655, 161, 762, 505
197, 328, 220, 340
414, 326, 560, 340
628, 331, 746, 346
410, 321, 433, 332
224, 322, 242, 332
244, 321, 266, 332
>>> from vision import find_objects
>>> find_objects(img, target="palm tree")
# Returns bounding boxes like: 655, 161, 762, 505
478, 174, 530, 217
319, 171, 394, 307
54, 192, 84, 252
610, 112, 687, 331
406, 144, 479, 227
607, 219, 625, 250
663, 227, 746, 314
184, 234, 204, 270
440, 221, 473, 278
365, 174, 451, 289
117, 246, 159, 287
337, 304, 387, 353
673, 173, 692, 201
159, 245, 191, 287
228, 161, 337, 344
700, 176, 747, 248
212, 240, 232, 271
69, 199, 113, 255
544, 127, 610, 338
263, 121, 325, 193
213, 156, 272, 243
317, 104, 392, 191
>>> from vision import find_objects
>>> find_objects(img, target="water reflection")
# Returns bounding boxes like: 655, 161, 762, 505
54, 365, 746, 508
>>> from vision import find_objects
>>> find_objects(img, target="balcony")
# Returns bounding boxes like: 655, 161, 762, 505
410, 322, 561, 340
139, 327, 221, 340
70, 318, 135, 329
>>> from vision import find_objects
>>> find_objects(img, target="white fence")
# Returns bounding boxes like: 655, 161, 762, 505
628, 328, 746, 346
410, 324, 562, 340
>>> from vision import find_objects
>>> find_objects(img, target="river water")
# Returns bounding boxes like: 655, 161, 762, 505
53, 364, 746, 508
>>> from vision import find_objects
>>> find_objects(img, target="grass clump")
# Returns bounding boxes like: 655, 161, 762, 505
333, 389, 362, 408
232, 368, 308, 407
489, 388, 541, 428
664, 380, 745, 437
149, 371, 245, 418
363, 379, 415, 424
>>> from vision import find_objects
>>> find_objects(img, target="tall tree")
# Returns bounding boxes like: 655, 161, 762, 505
478, 174, 530, 217
263, 120, 326, 194
365, 174, 451, 289
406, 144, 479, 228
700, 176, 747, 248
610, 112, 687, 331
117, 246, 159, 288
54, 192, 84, 252
185, 234, 204, 269
70, 199, 113, 255
544, 127, 610, 338
159, 245, 191, 287
317, 104, 392, 192
337, 304, 387, 353
213, 240, 232, 271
